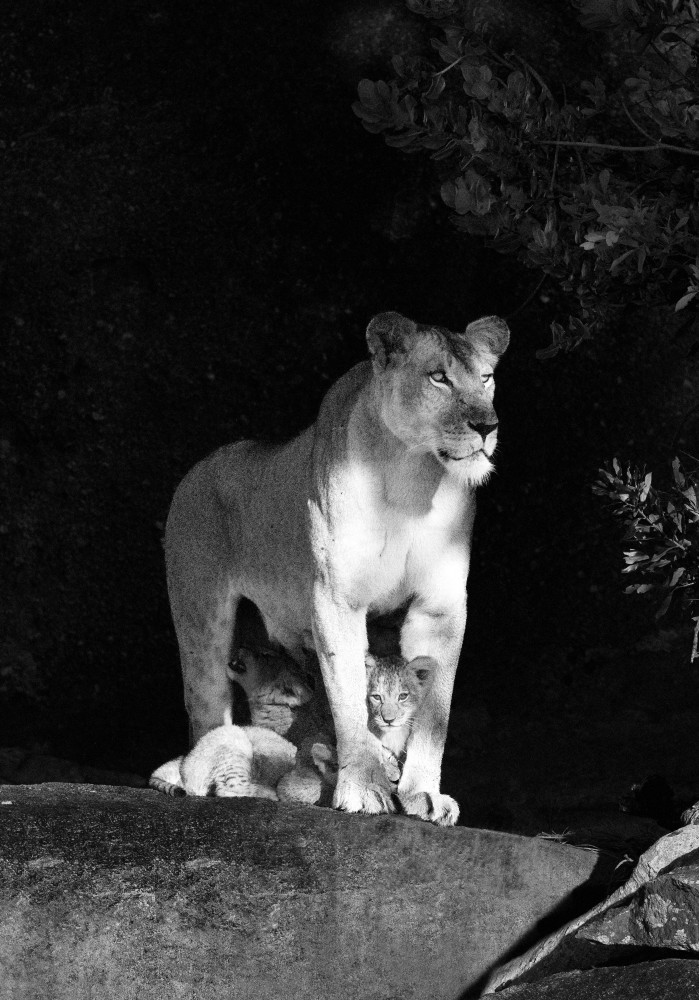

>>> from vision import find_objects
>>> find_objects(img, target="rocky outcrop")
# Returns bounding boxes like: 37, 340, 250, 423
486, 826, 699, 994
494, 958, 699, 999
0, 783, 622, 1000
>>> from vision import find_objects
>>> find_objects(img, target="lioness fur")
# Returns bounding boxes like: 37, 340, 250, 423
165, 310, 509, 825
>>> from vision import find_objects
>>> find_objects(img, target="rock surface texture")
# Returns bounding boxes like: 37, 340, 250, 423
486, 826, 699, 993
0, 783, 621, 1000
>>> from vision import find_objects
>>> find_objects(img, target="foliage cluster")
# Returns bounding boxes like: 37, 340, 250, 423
353, 0, 699, 356
593, 458, 699, 658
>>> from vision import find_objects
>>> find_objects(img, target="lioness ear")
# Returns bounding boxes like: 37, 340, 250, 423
407, 655, 438, 685
465, 316, 510, 358
366, 311, 417, 370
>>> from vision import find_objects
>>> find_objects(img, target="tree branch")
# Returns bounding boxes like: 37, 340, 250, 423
535, 138, 699, 158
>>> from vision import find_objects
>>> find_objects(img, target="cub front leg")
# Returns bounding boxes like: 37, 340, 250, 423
312, 589, 396, 816
398, 601, 466, 827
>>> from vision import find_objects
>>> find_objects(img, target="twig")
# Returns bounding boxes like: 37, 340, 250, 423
506, 275, 547, 320
535, 139, 699, 158
548, 129, 561, 193
432, 55, 467, 79
511, 53, 553, 101
621, 99, 660, 145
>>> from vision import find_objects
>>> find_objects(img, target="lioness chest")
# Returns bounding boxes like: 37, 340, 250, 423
319, 455, 475, 615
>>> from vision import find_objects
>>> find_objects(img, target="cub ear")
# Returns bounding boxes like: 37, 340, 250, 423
407, 655, 438, 685
366, 311, 417, 370
364, 653, 377, 670
228, 647, 251, 676
465, 316, 510, 359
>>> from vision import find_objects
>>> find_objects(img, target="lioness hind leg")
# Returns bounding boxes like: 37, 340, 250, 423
165, 461, 241, 746
175, 595, 240, 747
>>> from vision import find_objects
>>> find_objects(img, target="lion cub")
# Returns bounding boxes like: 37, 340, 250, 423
148, 647, 316, 798
276, 653, 436, 806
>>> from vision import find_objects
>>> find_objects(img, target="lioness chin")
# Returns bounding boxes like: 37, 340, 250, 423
165, 310, 509, 825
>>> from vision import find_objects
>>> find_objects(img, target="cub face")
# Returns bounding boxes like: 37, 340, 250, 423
366, 312, 510, 485
365, 653, 437, 734
228, 646, 315, 708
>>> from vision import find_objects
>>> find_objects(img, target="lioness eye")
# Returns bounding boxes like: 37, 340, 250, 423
481, 373, 494, 385
398, 692, 408, 702
429, 371, 450, 387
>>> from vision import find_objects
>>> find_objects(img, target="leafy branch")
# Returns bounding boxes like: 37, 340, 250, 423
352, 0, 699, 356
593, 457, 699, 659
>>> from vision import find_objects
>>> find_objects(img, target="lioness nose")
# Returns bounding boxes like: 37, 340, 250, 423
469, 420, 498, 441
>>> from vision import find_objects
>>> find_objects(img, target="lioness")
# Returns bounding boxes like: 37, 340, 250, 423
165, 310, 509, 825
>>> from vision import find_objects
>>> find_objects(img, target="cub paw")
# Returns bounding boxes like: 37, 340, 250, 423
277, 767, 325, 806
379, 746, 401, 786
333, 766, 396, 816
398, 791, 460, 827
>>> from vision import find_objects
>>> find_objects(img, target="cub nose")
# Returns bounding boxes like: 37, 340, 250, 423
469, 420, 498, 441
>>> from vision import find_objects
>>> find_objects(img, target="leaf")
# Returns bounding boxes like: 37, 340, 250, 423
683, 486, 697, 508
640, 471, 652, 502
675, 290, 698, 312
535, 345, 560, 360
672, 458, 685, 488
425, 75, 446, 102
670, 567, 687, 587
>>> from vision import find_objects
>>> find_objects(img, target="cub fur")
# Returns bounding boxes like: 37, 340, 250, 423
148, 725, 297, 800
165, 311, 508, 825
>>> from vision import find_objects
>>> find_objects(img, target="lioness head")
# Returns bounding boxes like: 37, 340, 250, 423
366, 311, 509, 484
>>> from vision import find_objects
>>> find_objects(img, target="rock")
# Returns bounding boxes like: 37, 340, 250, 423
486, 826, 699, 993
494, 958, 699, 999
0, 746, 147, 787
0, 783, 623, 1000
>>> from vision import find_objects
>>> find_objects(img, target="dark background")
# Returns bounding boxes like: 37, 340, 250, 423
2, 0, 699, 834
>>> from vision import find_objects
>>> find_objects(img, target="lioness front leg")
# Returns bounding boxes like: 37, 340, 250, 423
312, 591, 396, 816
398, 602, 466, 826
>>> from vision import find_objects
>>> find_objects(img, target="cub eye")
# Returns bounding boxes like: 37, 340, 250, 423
398, 692, 409, 702
429, 371, 451, 388
370, 694, 382, 703
481, 373, 494, 385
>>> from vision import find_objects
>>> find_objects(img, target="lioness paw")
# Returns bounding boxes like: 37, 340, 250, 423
398, 791, 460, 827
333, 773, 396, 816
